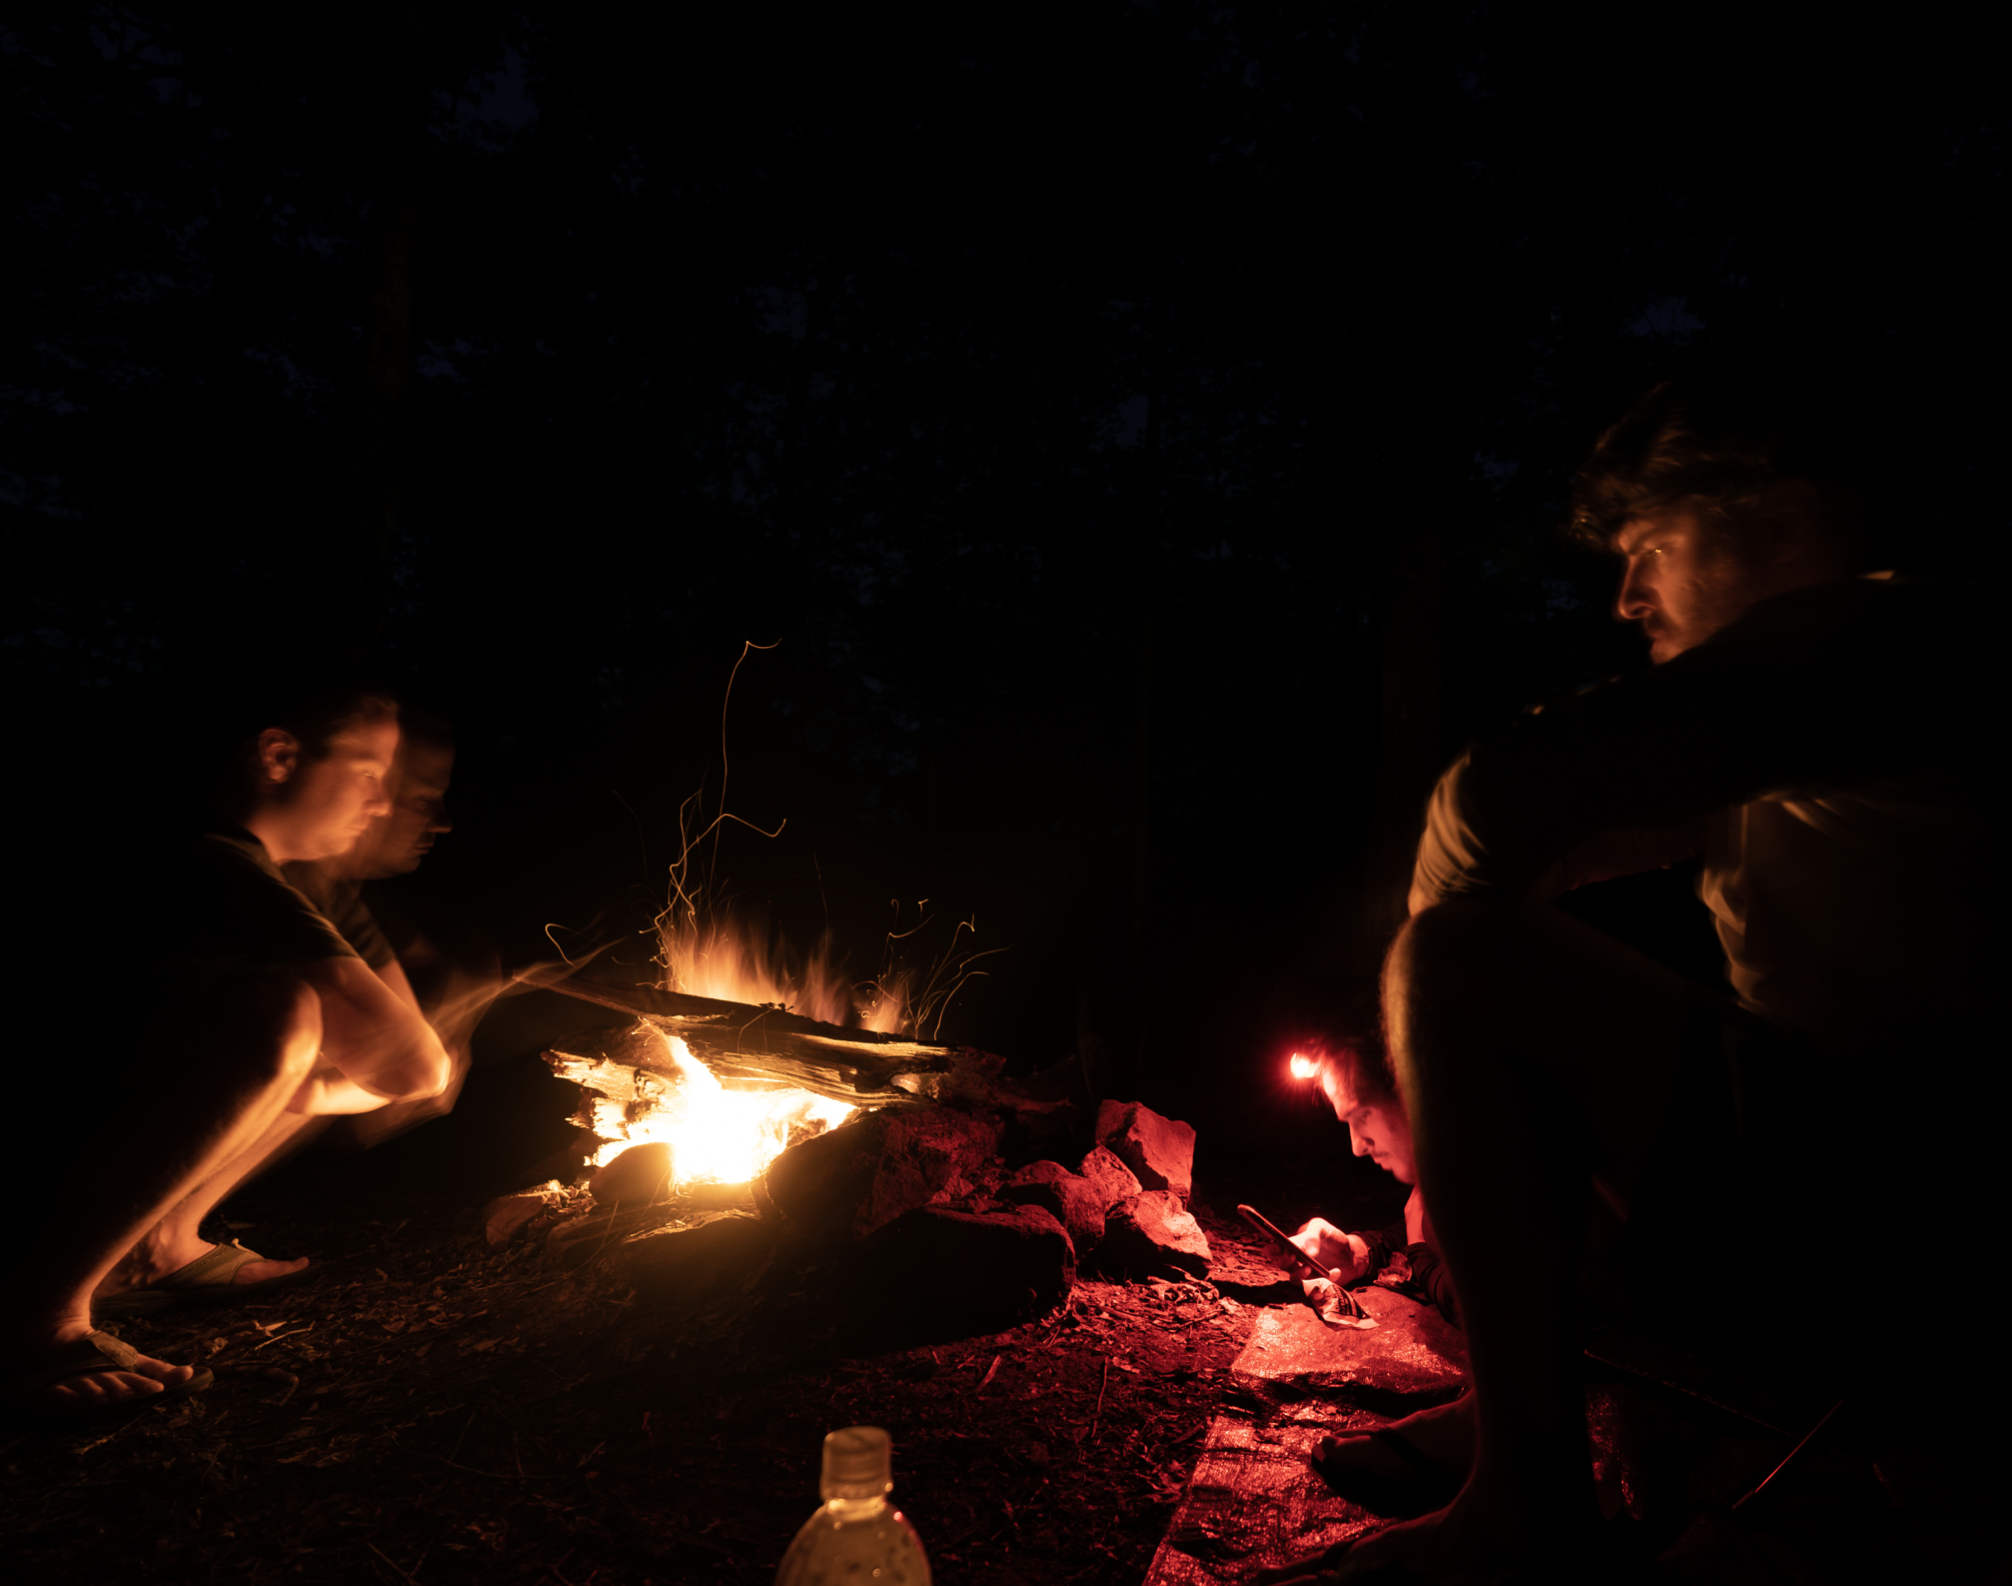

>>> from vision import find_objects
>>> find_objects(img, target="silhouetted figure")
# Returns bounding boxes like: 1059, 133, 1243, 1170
1259, 375, 1998, 1582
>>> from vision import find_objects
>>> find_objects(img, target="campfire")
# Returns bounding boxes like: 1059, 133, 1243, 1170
575, 1028, 857, 1186
498, 918, 1214, 1347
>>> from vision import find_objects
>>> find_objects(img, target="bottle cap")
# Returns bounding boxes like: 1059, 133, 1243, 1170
819, 1425, 893, 1501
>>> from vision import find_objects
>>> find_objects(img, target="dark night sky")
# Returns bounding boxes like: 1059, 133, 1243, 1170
6, 6, 2005, 1118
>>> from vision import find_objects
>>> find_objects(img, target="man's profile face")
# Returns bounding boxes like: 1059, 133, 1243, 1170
278, 721, 400, 862
1322, 1068, 1418, 1187
1613, 502, 1757, 663
362, 742, 454, 878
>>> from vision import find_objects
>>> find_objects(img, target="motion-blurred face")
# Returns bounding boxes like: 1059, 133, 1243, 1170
1613, 502, 1756, 663
1321, 1064, 1417, 1186
264, 721, 399, 863
362, 741, 454, 878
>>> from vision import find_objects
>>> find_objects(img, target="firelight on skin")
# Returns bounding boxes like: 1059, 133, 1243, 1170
1613, 482, 1844, 664
1611, 506, 1753, 664
251, 722, 399, 864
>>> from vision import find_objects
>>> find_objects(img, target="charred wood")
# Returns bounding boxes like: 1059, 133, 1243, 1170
525, 970, 1006, 1107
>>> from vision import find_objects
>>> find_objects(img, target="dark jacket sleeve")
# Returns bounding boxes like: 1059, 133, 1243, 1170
1410, 577, 1978, 910
1404, 1242, 1460, 1329
1356, 1221, 1461, 1328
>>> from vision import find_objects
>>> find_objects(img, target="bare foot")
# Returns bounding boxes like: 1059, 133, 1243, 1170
14, 1324, 200, 1413
94, 1239, 307, 1298
1316, 1392, 1475, 1483
219, 1251, 310, 1285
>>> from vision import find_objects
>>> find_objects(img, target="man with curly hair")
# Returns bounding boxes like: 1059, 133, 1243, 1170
1265, 374, 1996, 1580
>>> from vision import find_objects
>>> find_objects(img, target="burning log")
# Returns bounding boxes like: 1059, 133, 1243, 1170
506, 962, 1219, 1348
524, 968, 1010, 1109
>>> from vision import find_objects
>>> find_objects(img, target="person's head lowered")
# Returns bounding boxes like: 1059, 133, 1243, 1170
1301, 1007, 1418, 1188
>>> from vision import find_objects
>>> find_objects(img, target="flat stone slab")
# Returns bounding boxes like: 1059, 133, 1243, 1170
1144, 1413, 1380, 1583
1147, 1290, 1470, 1584
1232, 1285, 1468, 1402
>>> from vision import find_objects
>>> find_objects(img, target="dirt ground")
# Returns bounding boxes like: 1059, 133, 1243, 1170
8, 1092, 2005, 1586
1, 1143, 1377, 1586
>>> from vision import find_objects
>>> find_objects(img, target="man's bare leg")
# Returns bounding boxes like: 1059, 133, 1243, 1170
1317, 898, 1692, 1579
3, 974, 322, 1410
97, 1107, 324, 1296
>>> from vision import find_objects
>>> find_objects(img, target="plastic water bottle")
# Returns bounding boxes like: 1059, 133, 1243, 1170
775, 1425, 931, 1586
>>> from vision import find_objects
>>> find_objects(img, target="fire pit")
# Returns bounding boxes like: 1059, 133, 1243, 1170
486, 968, 1215, 1348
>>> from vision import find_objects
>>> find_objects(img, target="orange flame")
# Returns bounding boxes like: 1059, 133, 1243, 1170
657, 914, 909, 1034
590, 1028, 855, 1182
1288, 1051, 1318, 1080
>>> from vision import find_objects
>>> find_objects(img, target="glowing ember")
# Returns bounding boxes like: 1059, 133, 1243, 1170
590, 1028, 855, 1183
1288, 1051, 1318, 1080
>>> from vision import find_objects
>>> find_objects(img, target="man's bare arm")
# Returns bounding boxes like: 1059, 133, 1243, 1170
294, 956, 451, 1102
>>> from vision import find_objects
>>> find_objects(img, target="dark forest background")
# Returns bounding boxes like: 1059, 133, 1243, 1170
6, 5, 2005, 1126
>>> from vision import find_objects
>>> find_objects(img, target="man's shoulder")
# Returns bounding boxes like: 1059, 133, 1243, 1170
190, 828, 282, 877
1722, 572, 1985, 652
162, 828, 362, 971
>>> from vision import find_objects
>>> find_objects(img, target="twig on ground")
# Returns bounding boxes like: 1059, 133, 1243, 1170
978, 1354, 1001, 1391
447, 1407, 477, 1463
1088, 1356, 1111, 1445
1733, 1398, 1846, 1513
390, 1431, 568, 1482
366, 1539, 422, 1583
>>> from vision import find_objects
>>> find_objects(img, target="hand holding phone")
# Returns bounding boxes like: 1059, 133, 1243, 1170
1236, 1203, 1329, 1280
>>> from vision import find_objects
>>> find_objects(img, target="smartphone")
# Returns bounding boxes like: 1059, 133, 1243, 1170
1236, 1203, 1327, 1280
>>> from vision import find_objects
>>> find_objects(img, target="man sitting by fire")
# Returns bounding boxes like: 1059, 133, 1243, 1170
1261, 371, 1996, 1582
286, 704, 493, 1148
9, 685, 454, 1417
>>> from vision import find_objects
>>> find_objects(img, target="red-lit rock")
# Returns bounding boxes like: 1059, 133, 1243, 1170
1232, 1283, 1467, 1399
999, 1163, 1108, 1255
844, 1203, 1075, 1341
1095, 1101, 1196, 1200
1076, 1144, 1144, 1210
759, 1106, 1002, 1242
1100, 1189, 1211, 1279
1007, 1159, 1072, 1188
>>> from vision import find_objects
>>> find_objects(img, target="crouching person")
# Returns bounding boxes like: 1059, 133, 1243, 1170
4, 685, 451, 1420
1285, 1007, 1470, 1489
